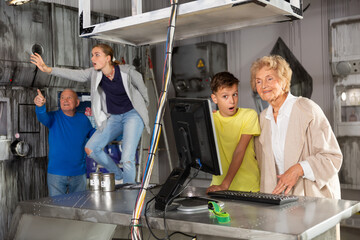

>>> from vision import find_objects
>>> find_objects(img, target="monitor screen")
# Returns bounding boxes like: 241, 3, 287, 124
155, 98, 222, 210
169, 97, 222, 175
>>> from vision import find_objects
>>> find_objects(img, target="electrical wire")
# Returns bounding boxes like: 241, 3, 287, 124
131, 1, 179, 239
144, 168, 201, 240
162, 168, 199, 239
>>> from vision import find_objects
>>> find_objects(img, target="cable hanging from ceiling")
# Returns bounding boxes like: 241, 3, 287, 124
131, 0, 179, 239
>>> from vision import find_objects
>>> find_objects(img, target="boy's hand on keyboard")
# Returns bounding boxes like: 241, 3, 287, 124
206, 184, 228, 194
272, 163, 304, 195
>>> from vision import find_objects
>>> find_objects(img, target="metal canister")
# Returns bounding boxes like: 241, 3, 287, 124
101, 173, 115, 192
89, 172, 102, 191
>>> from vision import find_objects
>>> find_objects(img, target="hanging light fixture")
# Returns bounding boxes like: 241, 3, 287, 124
6, 0, 32, 6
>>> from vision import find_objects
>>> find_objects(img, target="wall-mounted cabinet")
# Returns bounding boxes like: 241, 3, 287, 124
331, 15, 360, 137
331, 15, 360, 189
330, 15, 360, 77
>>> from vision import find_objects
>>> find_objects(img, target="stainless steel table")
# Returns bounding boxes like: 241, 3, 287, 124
8, 186, 360, 240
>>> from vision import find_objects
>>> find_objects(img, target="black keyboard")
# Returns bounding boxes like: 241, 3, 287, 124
208, 190, 299, 205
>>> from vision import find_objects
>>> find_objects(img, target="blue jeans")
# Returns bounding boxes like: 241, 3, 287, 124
86, 109, 144, 183
47, 173, 86, 197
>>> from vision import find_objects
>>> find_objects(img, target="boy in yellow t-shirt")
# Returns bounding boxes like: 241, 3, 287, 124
206, 72, 261, 193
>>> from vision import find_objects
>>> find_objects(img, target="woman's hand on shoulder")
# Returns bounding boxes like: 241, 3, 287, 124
30, 53, 52, 74
272, 163, 304, 195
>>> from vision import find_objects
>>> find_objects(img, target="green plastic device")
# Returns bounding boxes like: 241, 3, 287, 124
208, 201, 230, 223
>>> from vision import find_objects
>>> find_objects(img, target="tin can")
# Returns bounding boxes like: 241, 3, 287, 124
101, 173, 115, 192
89, 172, 102, 191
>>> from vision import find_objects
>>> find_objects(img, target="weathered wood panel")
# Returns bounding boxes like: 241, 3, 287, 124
0, 87, 48, 240
0, 1, 52, 87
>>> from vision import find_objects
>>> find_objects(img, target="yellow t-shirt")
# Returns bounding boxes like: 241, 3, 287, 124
211, 108, 261, 192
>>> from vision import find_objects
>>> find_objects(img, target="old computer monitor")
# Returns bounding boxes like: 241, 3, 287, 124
155, 98, 222, 210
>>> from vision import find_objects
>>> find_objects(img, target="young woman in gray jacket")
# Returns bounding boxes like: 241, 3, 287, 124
31, 43, 149, 184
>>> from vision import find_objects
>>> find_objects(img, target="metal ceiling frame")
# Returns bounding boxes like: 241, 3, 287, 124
78, 0, 302, 46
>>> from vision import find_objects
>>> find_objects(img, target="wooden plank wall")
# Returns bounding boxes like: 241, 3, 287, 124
0, 87, 48, 240
0, 2, 141, 238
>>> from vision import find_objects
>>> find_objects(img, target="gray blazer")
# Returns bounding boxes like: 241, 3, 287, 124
51, 65, 150, 133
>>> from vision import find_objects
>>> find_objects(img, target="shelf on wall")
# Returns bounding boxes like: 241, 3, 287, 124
341, 105, 360, 107
79, 0, 302, 46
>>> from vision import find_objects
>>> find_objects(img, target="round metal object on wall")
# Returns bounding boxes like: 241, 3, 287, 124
336, 61, 352, 76
189, 78, 203, 90
10, 139, 30, 157
175, 80, 188, 92
32, 43, 44, 56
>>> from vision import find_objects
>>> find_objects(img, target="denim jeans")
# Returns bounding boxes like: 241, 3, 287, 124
86, 109, 144, 183
47, 173, 86, 197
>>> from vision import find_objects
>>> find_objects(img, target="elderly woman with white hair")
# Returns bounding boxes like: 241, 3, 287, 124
251, 55, 342, 199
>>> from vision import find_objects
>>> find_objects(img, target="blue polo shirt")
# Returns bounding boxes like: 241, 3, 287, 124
100, 65, 133, 114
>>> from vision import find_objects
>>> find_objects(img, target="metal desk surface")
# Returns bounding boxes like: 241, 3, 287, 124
10, 186, 360, 240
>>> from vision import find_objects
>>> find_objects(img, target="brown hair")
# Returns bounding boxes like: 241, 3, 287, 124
92, 43, 121, 66
211, 72, 239, 93
250, 55, 292, 93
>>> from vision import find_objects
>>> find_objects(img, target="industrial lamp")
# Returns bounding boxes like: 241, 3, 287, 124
6, 0, 32, 6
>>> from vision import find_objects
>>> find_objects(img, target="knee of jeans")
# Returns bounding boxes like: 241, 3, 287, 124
122, 160, 134, 170
86, 146, 103, 156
